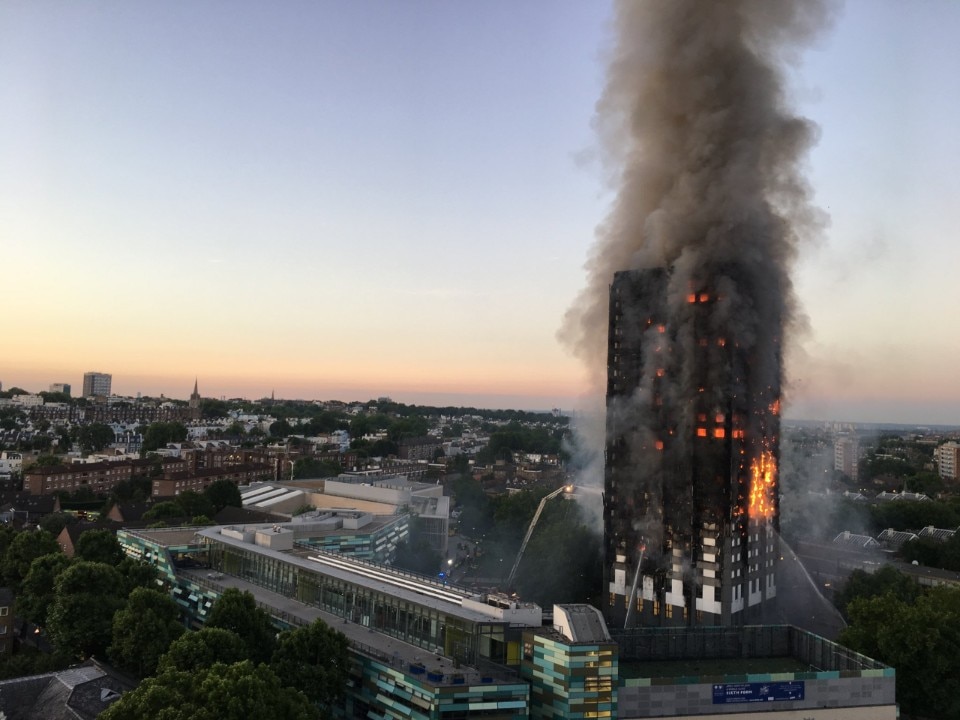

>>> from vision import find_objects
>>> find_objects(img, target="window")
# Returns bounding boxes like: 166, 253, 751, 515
0, 607, 8, 617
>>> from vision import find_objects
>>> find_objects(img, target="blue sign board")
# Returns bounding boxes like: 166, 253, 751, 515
712, 681, 804, 704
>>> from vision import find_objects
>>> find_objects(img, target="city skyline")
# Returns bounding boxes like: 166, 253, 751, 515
4, 1, 960, 424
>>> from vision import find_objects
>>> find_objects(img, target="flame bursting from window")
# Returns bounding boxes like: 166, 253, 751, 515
748, 450, 777, 519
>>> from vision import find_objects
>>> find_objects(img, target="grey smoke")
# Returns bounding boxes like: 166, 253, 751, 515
561, 0, 833, 394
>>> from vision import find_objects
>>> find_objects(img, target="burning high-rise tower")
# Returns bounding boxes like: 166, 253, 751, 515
604, 267, 781, 628
559, 1, 831, 628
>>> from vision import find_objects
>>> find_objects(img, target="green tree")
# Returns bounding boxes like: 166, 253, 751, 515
39, 511, 77, 536
47, 561, 127, 658
99, 661, 318, 720
840, 586, 960, 719
224, 421, 247, 437
204, 479, 242, 513
452, 474, 493, 536
0, 526, 16, 560
56, 427, 72, 452
106, 475, 154, 504
75, 529, 125, 566
293, 457, 342, 479
175, 490, 214, 519
33, 454, 63, 468
271, 619, 350, 713
143, 501, 185, 521
109, 587, 185, 677
2, 530, 60, 593
269, 419, 293, 438
369, 438, 399, 457
387, 416, 429, 442
492, 489, 547, 546
74, 423, 116, 454
142, 421, 189, 453
0, 646, 74, 680
834, 565, 922, 618
205, 588, 277, 664
19, 552, 71, 626
513, 504, 602, 607
117, 556, 160, 595
158, 627, 248, 674
199, 398, 230, 419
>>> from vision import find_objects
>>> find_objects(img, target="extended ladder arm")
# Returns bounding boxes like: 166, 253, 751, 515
506, 485, 571, 587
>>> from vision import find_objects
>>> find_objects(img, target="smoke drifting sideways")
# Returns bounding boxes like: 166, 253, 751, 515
561, 2, 834, 486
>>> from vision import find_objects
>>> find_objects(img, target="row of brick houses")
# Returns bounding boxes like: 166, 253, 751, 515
151, 463, 272, 496
23, 458, 272, 498
24, 458, 164, 496
28, 403, 200, 424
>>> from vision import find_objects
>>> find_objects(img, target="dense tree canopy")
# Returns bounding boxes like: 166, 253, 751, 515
72, 423, 116, 454
47, 561, 128, 658
868, 500, 960, 535
158, 628, 249, 674
834, 566, 922, 619
75, 529, 126, 566
451, 474, 493, 536
840, 586, 960, 720
474, 422, 566, 464
175, 490, 215, 519
109, 588, 185, 677
99, 661, 318, 720
143, 501, 185, 521
205, 588, 277, 664
19, 552, 71, 626
1, 530, 60, 593
38, 512, 77, 536
142, 422, 189, 453
512, 501, 602, 607
293, 457, 342, 479
204, 479, 242, 512
271, 619, 350, 711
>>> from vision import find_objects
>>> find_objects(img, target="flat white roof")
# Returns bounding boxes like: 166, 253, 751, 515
195, 525, 537, 626
255, 490, 303, 507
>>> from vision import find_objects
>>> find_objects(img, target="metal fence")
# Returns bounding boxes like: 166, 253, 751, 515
611, 625, 888, 672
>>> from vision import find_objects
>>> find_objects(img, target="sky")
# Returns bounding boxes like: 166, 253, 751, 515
1, 1, 959, 424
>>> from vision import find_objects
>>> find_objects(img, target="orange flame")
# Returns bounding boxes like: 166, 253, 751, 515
748, 451, 777, 519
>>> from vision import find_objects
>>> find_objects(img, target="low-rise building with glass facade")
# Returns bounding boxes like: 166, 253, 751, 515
116, 525, 895, 719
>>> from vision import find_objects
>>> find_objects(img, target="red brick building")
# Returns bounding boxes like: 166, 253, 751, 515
23, 459, 171, 496
151, 463, 272, 497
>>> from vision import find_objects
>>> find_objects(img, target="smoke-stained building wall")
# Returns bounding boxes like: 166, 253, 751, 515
604, 268, 781, 628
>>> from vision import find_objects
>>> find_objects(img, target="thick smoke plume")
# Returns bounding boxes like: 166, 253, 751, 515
562, 0, 831, 390
560, 2, 836, 628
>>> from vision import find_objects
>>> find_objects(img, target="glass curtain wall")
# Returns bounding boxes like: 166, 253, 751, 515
208, 541, 510, 665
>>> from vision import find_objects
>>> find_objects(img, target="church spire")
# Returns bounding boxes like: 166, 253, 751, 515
189, 378, 201, 410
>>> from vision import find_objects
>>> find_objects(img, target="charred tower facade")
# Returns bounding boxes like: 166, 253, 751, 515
603, 268, 781, 628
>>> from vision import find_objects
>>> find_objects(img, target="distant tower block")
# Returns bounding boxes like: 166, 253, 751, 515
82, 372, 112, 398
603, 269, 781, 628
834, 435, 859, 481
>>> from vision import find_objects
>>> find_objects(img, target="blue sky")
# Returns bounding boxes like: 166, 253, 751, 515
2, 1, 959, 423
